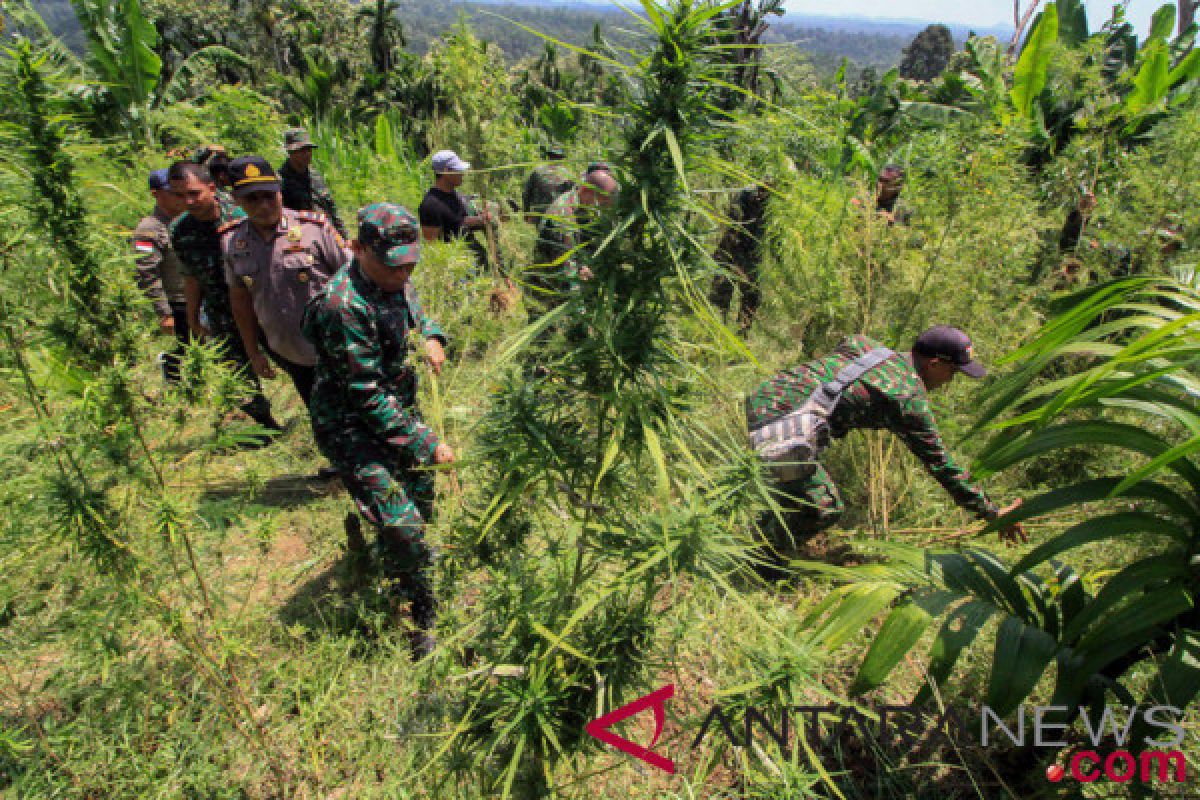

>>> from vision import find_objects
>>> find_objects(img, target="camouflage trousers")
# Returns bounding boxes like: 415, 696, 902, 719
760, 462, 844, 549
315, 426, 436, 584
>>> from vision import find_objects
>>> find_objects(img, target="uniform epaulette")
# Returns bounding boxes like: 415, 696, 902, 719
217, 219, 242, 235
296, 210, 327, 225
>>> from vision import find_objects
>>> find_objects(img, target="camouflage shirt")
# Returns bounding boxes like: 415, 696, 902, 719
170, 193, 246, 335
522, 164, 574, 218
302, 259, 446, 465
279, 161, 348, 238
746, 335, 997, 520
529, 188, 594, 311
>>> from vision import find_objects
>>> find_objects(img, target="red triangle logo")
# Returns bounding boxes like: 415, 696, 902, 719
585, 684, 675, 774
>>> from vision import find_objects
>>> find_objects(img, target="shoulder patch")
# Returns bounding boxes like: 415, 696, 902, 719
217, 219, 242, 235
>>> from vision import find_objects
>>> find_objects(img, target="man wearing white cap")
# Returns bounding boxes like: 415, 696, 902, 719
417, 150, 492, 264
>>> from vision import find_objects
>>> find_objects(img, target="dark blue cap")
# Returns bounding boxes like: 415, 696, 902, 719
913, 325, 986, 378
148, 168, 170, 190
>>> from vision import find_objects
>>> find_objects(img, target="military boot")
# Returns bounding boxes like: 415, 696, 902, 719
406, 575, 438, 661
343, 512, 370, 586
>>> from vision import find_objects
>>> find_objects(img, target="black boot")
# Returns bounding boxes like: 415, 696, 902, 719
239, 393, 283, 448
407, 576, 438, 660
343, 512, 369, 586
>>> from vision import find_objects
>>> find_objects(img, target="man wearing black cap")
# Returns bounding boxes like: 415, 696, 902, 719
168, 160, 281, 440
745, 326, 1025, 561
278, 128, 347, 239
221, 155, 348, 408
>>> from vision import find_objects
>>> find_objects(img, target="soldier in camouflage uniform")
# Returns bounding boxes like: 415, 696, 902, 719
278, 128, 348, 239
746, 326, 1024, 557
521, 144, 574, 225
709, 183, 769, 332
302, 203, 452, 658
168, 161, 281, 437
527, 165, 619, 316
132, 168, 188, 381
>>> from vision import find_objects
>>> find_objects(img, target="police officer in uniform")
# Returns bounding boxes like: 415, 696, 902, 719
222, 156, 348, 407
132, 168, 188, 381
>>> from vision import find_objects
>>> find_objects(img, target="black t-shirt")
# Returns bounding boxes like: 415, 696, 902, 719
418, 187, 471, 242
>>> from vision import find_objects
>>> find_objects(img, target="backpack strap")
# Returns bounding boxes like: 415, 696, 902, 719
810, 347, 896, 414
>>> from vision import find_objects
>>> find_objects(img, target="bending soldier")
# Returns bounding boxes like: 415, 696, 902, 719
302, 203, 452, 658
746, 326, 1025, 566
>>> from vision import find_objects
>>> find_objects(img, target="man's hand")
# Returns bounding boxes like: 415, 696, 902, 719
994, 499, 1028, 546
424, 338, 446, 375
248, 350, 276, 379
158, 315, 176, 335
433, 443, 455, 464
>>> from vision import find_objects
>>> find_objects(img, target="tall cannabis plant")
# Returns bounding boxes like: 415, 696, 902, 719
441, 2, 761, 796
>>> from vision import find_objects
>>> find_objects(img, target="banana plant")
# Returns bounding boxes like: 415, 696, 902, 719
803, 276, 1200, 743
13, 0, 249, 144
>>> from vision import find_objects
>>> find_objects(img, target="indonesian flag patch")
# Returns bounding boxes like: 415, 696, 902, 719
133, 239, 156, 254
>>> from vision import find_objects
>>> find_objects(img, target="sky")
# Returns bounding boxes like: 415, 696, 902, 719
783, 0, 1165, 38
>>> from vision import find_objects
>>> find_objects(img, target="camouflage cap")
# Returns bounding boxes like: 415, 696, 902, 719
284, 127, 316, 152
357, 203, 421, 267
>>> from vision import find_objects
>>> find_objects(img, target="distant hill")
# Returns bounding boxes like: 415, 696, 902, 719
26, 0, 1006, 75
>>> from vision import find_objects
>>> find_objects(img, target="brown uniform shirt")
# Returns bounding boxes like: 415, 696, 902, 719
132, 207, 186, 316
221, 209, 348, 366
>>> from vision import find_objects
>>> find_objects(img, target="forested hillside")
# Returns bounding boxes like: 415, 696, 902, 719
1, 0, 1199, 798
31, 0, 919, 73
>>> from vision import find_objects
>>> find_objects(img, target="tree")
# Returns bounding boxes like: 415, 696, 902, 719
898, 23, 955, 82
711, 0, 785, 109
357, 0, 404, 77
